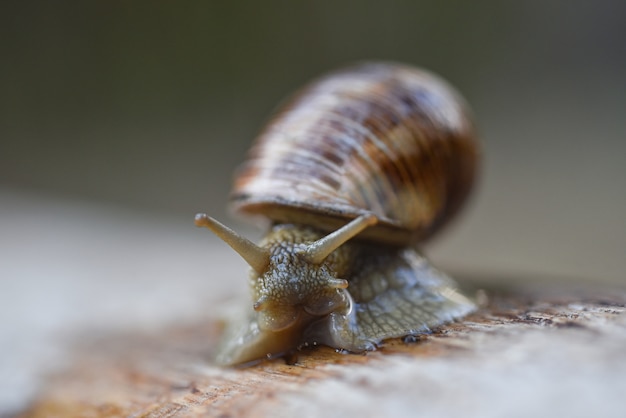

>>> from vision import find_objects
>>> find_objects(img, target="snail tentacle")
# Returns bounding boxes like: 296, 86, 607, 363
325, 277, 349, 289
300, 214, 378, 265
253, 296, 269, 312
194, 213, 270, 274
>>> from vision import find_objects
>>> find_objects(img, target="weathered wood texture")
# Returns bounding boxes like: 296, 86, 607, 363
19, 282, 626, 418
4, 179, 625, 418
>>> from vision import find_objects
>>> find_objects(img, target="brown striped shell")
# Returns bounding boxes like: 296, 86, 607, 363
231, 62, 478, 245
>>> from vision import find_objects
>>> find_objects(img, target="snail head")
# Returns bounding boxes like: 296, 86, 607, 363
195, 213, 377, 332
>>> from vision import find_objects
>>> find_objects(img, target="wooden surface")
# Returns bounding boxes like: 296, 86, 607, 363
2, 189, 625, 418
18, 282, 626, 418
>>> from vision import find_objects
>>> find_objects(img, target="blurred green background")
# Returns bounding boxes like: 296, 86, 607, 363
1, 0, 625, 282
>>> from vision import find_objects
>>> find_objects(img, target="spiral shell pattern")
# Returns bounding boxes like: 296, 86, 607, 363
231, 62, 478, 245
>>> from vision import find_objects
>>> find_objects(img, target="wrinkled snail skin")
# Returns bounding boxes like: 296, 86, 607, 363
196, 62, 479, 366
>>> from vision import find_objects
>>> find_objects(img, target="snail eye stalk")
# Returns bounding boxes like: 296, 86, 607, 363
300, 214, 378, 265
195, 213, 270, 274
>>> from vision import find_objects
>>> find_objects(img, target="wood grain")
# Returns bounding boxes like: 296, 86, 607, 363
18, 280, 626, 418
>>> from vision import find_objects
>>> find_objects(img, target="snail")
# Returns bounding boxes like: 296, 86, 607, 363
195, 62, 479, 366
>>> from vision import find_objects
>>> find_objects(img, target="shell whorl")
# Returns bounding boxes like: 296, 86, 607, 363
231, 62, 478, 245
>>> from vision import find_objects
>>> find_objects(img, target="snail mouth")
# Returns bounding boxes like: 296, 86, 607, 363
257, 305, 302, 332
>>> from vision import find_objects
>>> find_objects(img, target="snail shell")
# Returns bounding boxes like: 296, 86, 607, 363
196, 62, 479, 366
232, 62, 477, 245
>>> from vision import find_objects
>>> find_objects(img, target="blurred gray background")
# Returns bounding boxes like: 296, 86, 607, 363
0, 0, 625, 413
2, 0, 624, 282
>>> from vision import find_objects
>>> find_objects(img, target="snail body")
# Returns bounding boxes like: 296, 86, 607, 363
196, 62, 479, 366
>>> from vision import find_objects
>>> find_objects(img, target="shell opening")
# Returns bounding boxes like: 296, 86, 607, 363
194, 213, 270, 274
